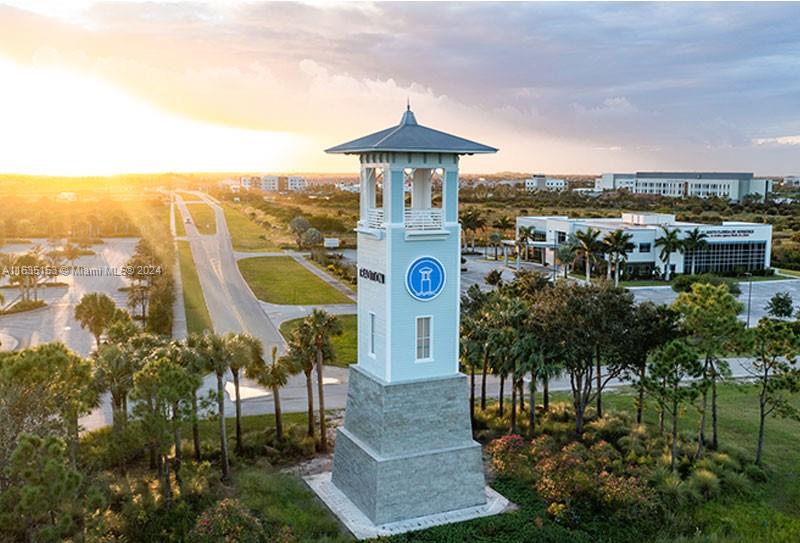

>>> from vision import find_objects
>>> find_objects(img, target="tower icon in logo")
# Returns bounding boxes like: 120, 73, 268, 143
406, 257, 445, 301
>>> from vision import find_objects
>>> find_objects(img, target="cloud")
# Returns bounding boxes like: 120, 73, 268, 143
0, 1, 799, 173
753, 135, 800, 146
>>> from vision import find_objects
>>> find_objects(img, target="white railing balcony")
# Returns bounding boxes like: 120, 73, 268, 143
365, 208, 385, 229
404, 208, 443, 231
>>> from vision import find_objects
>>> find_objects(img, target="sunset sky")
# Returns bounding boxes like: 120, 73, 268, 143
1, 1, 798, 175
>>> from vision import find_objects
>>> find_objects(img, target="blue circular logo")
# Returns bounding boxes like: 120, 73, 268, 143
405, 256, 446, 301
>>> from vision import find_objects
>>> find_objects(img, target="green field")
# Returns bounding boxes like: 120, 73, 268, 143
223, 203, 277, 251
173, 205, 186, 236
237, 256, 353, 305
280, 314, 357, 367
186, 203, 217, 235
177, 240, 213, 334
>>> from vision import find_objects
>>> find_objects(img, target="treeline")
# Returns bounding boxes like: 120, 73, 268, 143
462, 271, 800, 468
0, 196, 168, 243
0, 306, 346, 542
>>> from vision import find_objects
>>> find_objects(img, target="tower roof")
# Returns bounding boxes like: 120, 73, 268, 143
325, 106, 498, 155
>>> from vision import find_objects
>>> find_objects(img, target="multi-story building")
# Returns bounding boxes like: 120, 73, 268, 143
335, 182, 361, 193
239, 176, 253, 190
525, 174, 567, 191
259, 175, 279, 191
783, 176, 800, 187
516, 212, 772, 278
286, 175, 307, 191
595, 172, 771, 202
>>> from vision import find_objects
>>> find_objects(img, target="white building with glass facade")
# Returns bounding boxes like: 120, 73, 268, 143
516, 212, 772, 278
595, 172, 771, 202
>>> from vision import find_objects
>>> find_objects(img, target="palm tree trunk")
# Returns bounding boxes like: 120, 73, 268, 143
595, 346, 603, 418
316, 346, 328, 453
586, 257, 591, 282
162, 453, 172, 504
711, 372, 719, 450
192, 393, 201, 461
614, 255, 621, 287
173, 421, 182, 488
273, 385, 283, 440
233, 370, 243, 454
216, 373, 230, 481
695, 357, 709, 460
637, 363, 645, 424
498, 374, 505, 417
543, 375, 550, 411
469, 365, 475, 427
510, 375, 517, 433
304, 370, 315, 437
529, 370, 537, 435
671, 397, 679, 472
480, 350, 488, 410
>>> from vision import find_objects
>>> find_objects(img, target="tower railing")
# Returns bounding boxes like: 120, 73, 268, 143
404, 208, 443, 230
365, 208, 385, 229
362, 207, 444, 230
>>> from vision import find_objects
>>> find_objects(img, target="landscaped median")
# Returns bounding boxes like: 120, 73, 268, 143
237, 256, 353, 305
177, 240, 212, 334
186, 203, 217, 235
223, 203, 277, 252
279, 314, 356, 367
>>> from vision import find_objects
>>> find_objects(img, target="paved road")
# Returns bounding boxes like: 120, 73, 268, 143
175, 191, 285, 348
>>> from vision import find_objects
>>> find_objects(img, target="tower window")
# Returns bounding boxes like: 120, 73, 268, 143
369, 312, 376, 356
416, 316, 432, 361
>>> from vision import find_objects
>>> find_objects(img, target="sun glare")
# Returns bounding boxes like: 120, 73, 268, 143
0, 57, 304, 176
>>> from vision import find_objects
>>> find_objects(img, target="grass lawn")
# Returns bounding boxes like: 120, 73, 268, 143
222, 203, 277, 252
186, 203, 217, 235
174, 205, 186, 236
778, 268, 800, 278
177, 240, 213, 334
280, 314, 357, 367
237, 256, 353, 305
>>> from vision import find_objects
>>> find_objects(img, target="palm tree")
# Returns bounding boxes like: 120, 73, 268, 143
556, 241, 576, 278
459, 208, 478, 251
74, 292, 118, 350
303, 309, 343, 453
574, 227, 602, 282
655, 226, 683, 281
492, 216, 514, 238
283, 328, 318, 438
603, 229, 635, 287
198, 333, 234, 480
184, 333, 211, 460
518, 226, 534, 261
95, 343, 137, 430
488, 232, 503, 260
683, 227, 709, 275
227, 333, 264, 454
247, 346, 291, 440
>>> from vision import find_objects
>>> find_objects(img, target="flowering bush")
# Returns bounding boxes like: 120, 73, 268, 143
188, 498, 267, 543
486, 434, 531, 479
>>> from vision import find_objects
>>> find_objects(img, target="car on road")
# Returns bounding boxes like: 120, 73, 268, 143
185, 218, 191, 224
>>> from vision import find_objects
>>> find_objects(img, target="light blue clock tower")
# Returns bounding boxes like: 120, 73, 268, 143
322, 106, 498, 528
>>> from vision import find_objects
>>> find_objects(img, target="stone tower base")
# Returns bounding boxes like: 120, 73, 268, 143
329, 366, 486, 525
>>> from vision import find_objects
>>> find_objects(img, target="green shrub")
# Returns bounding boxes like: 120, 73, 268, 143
688, 468, 720, 499
744, 464, 768, 482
